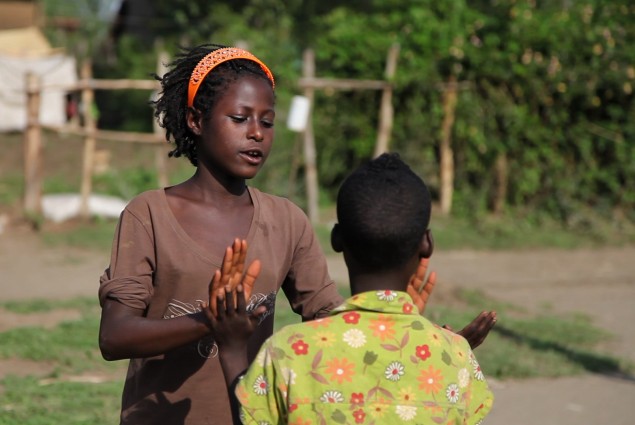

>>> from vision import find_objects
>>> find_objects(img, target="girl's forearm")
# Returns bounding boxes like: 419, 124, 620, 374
99, 301, 212, 360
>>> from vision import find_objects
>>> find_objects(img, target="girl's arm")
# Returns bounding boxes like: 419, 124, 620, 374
99, 299, 211, 360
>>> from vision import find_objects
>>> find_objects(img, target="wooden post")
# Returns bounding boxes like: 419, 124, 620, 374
79, 60, 97, 218
373, 44, 399, 157
492, 152, 508, 214
24, 72, 43, 216
302, 49, 319, 224
154, 49, 170, 188
287, 134, 302, 199
439, 75, 458, 215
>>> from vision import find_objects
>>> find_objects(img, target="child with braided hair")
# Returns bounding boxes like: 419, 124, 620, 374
98, 44, 495, 425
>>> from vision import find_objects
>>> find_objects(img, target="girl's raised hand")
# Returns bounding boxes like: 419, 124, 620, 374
406, 258, 437, 314
206, 239, 261, 318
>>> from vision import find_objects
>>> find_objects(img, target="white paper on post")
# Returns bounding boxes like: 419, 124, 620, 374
286, 95, 310, 132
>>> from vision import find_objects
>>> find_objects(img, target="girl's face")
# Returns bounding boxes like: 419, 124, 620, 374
190, 75, 275, 181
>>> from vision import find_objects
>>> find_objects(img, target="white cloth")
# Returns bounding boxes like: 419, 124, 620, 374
0, 54, 77, 131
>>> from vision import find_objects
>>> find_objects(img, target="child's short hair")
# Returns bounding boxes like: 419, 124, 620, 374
336, 153, 431, 270
153, 44, 275, 166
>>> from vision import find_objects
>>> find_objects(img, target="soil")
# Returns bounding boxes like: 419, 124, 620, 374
0, 220, 634, 425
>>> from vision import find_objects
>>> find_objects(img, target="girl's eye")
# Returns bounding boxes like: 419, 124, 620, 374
230, 116, 247, 122
261, 120, 274, 128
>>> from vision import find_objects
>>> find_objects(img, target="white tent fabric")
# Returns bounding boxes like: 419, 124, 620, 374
0, 53, 77, 131
42, 193, 127, 223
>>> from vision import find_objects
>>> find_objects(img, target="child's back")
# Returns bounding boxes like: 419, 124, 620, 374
225, 153, 494, 424
239, 292, 492, 424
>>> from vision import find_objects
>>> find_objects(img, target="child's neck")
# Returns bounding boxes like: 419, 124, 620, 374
348, 269, 412, 295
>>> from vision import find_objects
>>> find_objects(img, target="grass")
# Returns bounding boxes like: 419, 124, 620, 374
0, 292, 631, 425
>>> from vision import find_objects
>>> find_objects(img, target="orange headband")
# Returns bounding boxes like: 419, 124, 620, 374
187, 47, 275, 108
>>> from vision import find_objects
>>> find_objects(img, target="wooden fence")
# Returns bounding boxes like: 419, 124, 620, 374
23, 55, 168, 219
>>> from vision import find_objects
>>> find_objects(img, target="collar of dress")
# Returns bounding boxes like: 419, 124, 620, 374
330, 290, 419, 316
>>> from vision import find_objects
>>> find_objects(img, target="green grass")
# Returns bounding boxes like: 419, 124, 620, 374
40, 218, 118, 253
1, 375, 123, 425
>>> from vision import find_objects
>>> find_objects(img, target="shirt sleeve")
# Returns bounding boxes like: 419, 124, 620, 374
98, 205, 156, 310
236, 339, 287, 424
280, 202, 344, 320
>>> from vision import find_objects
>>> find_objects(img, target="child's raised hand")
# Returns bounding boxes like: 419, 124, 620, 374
406, 258, 437, 314
443, 311, 497, 350
210, 284, 260, 351
207, 239, 261, 317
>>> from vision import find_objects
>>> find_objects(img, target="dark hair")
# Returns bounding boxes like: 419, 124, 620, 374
336, 153, 431, 271
152, 44, 275, 166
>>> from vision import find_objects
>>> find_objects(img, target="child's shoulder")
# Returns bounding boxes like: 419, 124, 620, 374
249, 187, 306, 218
124, 188, 166, 212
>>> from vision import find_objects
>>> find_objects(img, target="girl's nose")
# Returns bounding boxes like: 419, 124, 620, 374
249, 123, 264, 142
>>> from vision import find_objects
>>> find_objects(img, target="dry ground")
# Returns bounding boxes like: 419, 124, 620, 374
0, 221, 634, 425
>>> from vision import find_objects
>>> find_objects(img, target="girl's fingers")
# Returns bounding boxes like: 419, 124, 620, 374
220, 246, 234, 287
242, 260, 261, 300
224, 285, 234, 315
209, 269, 222, 316
216, 292, 226, 320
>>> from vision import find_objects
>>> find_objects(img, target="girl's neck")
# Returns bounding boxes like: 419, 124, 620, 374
185, 167, 248, 204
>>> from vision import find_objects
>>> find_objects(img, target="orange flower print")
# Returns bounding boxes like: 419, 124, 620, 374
418, 365, 444, 395
312, 331, 336, 348
402, 302, 414, 314
415, 344, 431, 361
305, 317, 332, 328
453, 344, 466, 361
368, 315, 396, 341
290, 417, 311, 425
368, 398, 389, 419
350, 392, 365, 407
325, 357, 356, 384
427, 329, 443, 347
291, 339, 309, 355
397, 386, 416, 404
343, 311, 361, 324
352, 409, 366, 424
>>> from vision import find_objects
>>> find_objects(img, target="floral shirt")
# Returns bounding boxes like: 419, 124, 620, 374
236, 290, 494, 424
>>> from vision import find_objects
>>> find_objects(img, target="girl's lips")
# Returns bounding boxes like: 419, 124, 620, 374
239, 150, 263, 165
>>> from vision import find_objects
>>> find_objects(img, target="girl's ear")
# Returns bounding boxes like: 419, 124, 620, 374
419, 228, 434, 259
331, 223, 343, 253
186, 108, 203, 136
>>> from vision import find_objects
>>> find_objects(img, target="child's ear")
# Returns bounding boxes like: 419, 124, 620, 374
331, 223, 343, 253
186, 108, 203, 136
419, 228, 434, 259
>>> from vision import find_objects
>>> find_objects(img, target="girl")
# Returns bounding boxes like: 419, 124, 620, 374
98, 44, 344, 425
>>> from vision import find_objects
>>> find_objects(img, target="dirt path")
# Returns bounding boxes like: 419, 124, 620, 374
1, 224, 634, 424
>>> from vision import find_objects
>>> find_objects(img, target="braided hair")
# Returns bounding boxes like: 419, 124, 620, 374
336, 153, 431, 271
152, 44, 275, 166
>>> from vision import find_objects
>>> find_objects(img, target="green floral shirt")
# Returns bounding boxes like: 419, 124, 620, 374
236, 290, 494, 424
